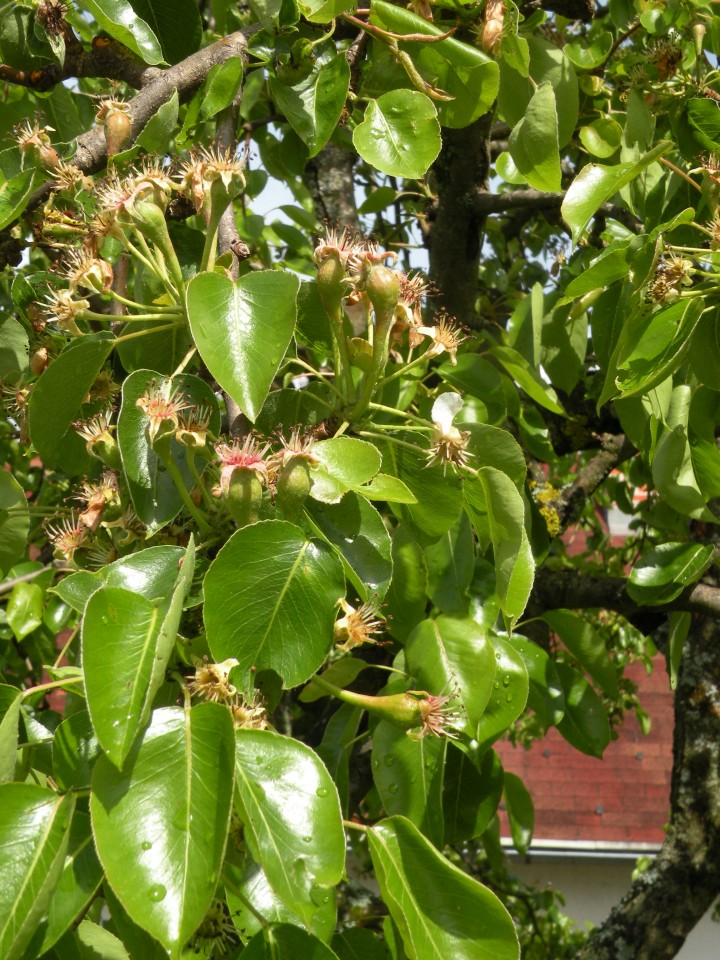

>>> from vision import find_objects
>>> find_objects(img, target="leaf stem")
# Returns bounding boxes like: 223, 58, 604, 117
343, 818, 369, 833
21, 676, 84, 700
53, 624, 80, 669
155, 447, 214, 535
113, 322, 183, 345
368, 401, 430, 427
357, 430, 425, 454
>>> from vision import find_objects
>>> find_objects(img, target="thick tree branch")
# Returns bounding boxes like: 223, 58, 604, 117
530, 568, 720, 621
0, 37, 152, 92
577, 614, 720, 960
21, 29, 258, 224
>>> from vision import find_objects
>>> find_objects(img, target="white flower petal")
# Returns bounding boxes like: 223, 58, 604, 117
431, 392, 464, 434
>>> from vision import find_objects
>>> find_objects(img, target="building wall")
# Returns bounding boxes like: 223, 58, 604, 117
508, 855, 717, 959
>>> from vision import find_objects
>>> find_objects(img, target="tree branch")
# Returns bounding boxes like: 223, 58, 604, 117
556, 433, 636, 529
530, 568, 720, 621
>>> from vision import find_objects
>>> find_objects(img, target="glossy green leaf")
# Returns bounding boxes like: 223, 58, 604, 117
0, 684, 21, 781
136, 88, 179, 152
628, 542, 714, 605
0, 472, 29, 578
555, 662, 610, 758
503, 771, 534, 856
297, 0, 356, 22
244, 924, 342, 958
300, 658, 367, 702
53, 710, 101, 791
81, 0, 163, 64
224, 847, 335, 944
443, 745, 504, 845
204, 520, 345, 692
579, 116, 624, 158
91, 704, 235, 958
0, 168, 40, 231
83, 537, 195, 767
118, 371, 220, 532
102, 885, 167, 960
563, 243, 631, 300
405, 616, 496, 737
234, 728, 345, 926
508, 81, 561, 192
653, 421, 715, 521
186, 270, 299, 423
667, 611, 691, 691
372, 721, 446, 847
425, 513, 474, 614
356, 473, 417, 504
55, 919, 131, 959
475, 635, 528, 751
385, 525, 428, 642
488, 345, 565, 415
26, 810, 103, 958
478, 467, 535, 626
378, 437, 463, 544
316, 703, 363, 816
28, 335, 114, 476
332, 928, 390, 960
564, 31, 613, 69
369, 1, 499, 128
199, 56, 245, 120
129, 0, 201, 63
0, 783, 74, 960
438, 355, 506, 424
310, 437, 382, 503
460, 423, 526, 487
271, 55, 350, 157
353, 91, 440, 179
369, 816, 520, 960
510, 637, 564, 730
498, 35, 577, 147
561, 140, 670, 245
543, 609, 619, 699
6, 581, 43, 639
306, 493, 392, 600
616, 297, 704, 398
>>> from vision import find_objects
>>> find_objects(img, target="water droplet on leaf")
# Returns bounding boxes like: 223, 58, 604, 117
141, 840, 152, 850
148, 884, 166, 902
388, 783, 399, 795
316, 786, 329, 798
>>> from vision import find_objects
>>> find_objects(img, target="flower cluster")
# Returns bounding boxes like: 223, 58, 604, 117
187, 658, 268, 730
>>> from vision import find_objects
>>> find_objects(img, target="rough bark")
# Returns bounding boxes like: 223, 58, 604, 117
577, 614, 720, 960
304, 143, 358, 231
427, 113, 493, 327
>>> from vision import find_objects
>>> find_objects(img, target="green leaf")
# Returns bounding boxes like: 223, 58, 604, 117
369, 816, 519, 960
628, 542, 715, 605
297, 0, 356, 22
488, 345, 565, 415
498, 35, 577, 147
199, 57, 245, 120
438, 355, 506, 424
461, 423, 526, 487
118, 371, 220, 533
508, 81, 561, 192
0, 685, 21, 781
26, 810, 103, 958
310, 437, 382, 503
616, 298, 704, 398
0, 471, 29, 578
0, 784, 74, 960
332, 928, 390, 960
0, 314, 29, 380
28, 335, 115, 476
564, 31, 613, 69
510, 637, 564, 730
653, 420, 715, 521
503, 771, 534, 856
6, 581, 43, 640
57, 919, 131, 959
91, 704, 235, 959
270, 55, 350, 157
667, 611, 691, 691
186, 270, 299, 423
136, 88, 179, 152
425, 513, 474, 614
443, 745, 504, 845
579, 116, 624, 158
0, 168, 40, 231
300, 658, 366, 702
234, 729, 345, 927
369, 0, 499, 128
244, 924, 342, 958
83, 537, 195, 768
543, 609, 619, 699
474, 635, 528, 751
81, 0, 164, 64
204, 520, 345, 692
53, 710, 101, 791
555, 662, 610, 758
128, 0, 201, 63
405, 616, 496, 738
561, 140, 670, 245
478, 467, 535, 626
563, 243, 631, 300
356, 473, 417, 504
306, 493, 393, 600
372, 721, 446, 848
385, 526, 428, 643
353, 91, 440, 179
316, 704, 363, 817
